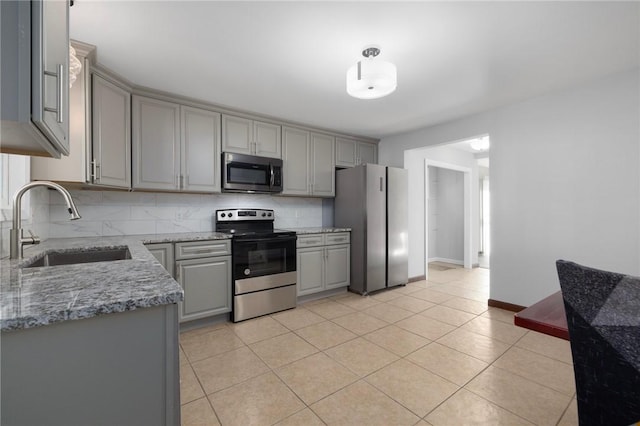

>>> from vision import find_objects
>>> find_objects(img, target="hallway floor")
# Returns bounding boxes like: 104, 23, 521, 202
179, 266, 577, 425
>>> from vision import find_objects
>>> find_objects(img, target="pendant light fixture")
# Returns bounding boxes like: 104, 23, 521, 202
346, 46, 397, 100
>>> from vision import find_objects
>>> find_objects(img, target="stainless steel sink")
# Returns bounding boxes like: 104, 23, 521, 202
24, 247, 132, 268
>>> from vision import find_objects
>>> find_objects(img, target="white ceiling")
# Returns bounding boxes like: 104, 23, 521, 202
70, 1, 639, 139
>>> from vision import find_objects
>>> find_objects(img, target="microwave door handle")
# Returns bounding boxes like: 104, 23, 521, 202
270, 165, 275, 188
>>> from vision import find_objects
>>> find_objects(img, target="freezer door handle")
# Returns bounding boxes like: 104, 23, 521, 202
379, 177, 383, 191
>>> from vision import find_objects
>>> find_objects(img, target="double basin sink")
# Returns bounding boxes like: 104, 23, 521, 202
24, 247, 132, 268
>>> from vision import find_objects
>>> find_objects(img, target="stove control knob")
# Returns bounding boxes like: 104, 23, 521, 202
244, 268, 251, 276
261, 212, 266, 217
268, 212, 272, 217
228, 213, 233, 217
221, 213, 226, 218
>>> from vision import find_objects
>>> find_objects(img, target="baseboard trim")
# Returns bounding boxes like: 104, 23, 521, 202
429, 257, 464, 266
488, 299, 526, 312
408, 275, 426, 283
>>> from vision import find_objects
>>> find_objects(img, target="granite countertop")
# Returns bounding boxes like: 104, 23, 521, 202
284, 227, 351, 234
0, 232, 232, 332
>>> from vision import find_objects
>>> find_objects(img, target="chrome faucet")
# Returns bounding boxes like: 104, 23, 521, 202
10, 181, 81, 259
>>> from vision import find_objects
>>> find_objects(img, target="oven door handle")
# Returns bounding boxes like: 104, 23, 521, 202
234, 235, 297, 244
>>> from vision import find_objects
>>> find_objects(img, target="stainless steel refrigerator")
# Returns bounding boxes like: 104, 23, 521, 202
334, 164, 408, 294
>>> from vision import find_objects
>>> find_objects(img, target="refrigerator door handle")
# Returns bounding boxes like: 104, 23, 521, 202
380, 177, 384, 191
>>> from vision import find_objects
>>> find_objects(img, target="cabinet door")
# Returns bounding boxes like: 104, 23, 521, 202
335, 138, 357, 168
181, 106, 220, 192
221, 115, 252, 155
30, 0, 70, 155
310, 133, 335, 197
282, 127, 310, 195
132, 96, 180, 190
176, 256, 232, 322
358, 142, 377, 165
325, 244, 350, 290
92, 75, 131, 188
145, 243, 174, 277
297, 247, 325, 296
254, 121, 281, 158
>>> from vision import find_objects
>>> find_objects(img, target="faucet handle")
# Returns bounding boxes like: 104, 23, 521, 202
26, 230, 41, 245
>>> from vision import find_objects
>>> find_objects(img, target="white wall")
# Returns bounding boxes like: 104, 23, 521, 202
432, 167, 464, 263
403, 144, 479, 278
382, 69, 640, 306
47, 191, 323, 238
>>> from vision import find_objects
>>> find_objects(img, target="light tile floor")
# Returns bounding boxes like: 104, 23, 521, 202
179, 265, 578, 426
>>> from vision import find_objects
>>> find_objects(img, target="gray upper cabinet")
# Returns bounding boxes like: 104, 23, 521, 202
310, 133, 335, 197
1, 0, 70, 157
132, 96, 181, 190
282, 127, 335, 197
181, 106, 221, 192
222, 114, 281, 158
282, 127, 311, 195
133, 96, 221, 192
92, 74, 131, 188
358, 142, 377, 165
335, 137, 377, 168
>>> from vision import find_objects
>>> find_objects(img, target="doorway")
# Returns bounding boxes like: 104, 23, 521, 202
424, 159, 473, 273
427, 166, 465, 268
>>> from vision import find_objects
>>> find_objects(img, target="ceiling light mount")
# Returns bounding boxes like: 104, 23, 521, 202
346, 45, 397, 100
362, 47, 380, 58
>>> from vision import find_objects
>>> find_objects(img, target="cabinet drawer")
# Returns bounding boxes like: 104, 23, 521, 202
325, 232, 350, 245
296, 234, 325, 248
175, 240, 231, 260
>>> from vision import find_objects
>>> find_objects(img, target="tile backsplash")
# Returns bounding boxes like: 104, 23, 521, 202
48, 190, 325, 239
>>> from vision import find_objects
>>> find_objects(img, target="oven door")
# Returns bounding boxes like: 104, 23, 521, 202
223, 152, 277, 193
232, 234, 296, 281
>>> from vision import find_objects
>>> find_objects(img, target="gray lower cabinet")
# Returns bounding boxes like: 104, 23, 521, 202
297, 232, 350, 296
146, 242, 174, 277
174, 240, 232, 322
1, 305, 180, 426
297, 247, 325, 295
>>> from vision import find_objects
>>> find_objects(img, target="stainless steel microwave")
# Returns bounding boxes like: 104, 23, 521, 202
222, 152, 283, 193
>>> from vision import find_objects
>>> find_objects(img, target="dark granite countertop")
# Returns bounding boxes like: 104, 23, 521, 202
0, 232, 232, 332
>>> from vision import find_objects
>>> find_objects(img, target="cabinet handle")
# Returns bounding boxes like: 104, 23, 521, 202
180, 175, 184, 189
91, 159, 97, 182
380, 177, 384, 192
96, 162, 101, 181
175, 175, 179, 189
43, 64, 64, 123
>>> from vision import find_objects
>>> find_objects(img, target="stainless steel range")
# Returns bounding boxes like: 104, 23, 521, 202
215, 209, 297, 322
